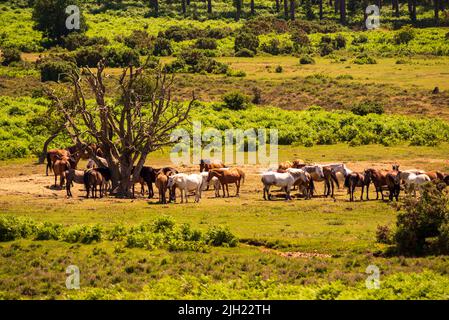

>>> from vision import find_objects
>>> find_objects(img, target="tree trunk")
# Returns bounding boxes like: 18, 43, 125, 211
435, 0, 440, 22
393, 0, 399, 17
276, 0, 280, 12
181, 0, 186, 14
235, 0, 242, 21
334, 0, 339, 13
284, 0, 289, 19
38, 130, 62, 164
376, 0, 381, 9
408, 0, 416, 22
319, 0, 323, 19
340, 0, 346, 24
290, 0, 295, 20
207, 0, 212, 13
250, 0, 255, 15
186, 0, 190, 5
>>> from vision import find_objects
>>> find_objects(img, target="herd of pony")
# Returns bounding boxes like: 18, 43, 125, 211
45, 144, 449, 203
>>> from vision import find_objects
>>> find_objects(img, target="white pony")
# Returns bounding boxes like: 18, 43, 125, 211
200, 172, 221, 197
87, 156, 108, 169
261, 169, 308, 200
167, 173, 205, 203
399, 171, 431, 197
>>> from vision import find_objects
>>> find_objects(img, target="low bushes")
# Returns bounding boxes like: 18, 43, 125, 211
351, 102, 384, 116
36, 54, 77, 82
222, 91, 250, 110
0, 215, 239, 252
234, 30, 259, 55
378, 183, 449, 255
0, 47, 21, 66
353, 53, 377, 65
299, 55, 315, 65
165, 49, 228, 74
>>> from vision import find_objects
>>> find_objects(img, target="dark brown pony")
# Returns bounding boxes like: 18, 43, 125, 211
131, 166, 178, 198
83, 169, 104, 198
155, 170, 169, 204
207, 168, 245, 197
323, 166, 340, 198
345, 172, 368, 202
52, 155, 71, 188
364, 168, 389, 200
386, 170, 401, 201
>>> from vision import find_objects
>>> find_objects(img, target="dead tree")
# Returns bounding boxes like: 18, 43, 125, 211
46, 60, 195, 198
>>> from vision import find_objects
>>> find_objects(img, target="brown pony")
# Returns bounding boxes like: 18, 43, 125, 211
364, 168, 389, 200
52, 155, 72, 188
207, 168, 245, 197
424, 171, 445, 181
83, 169, 104, 198
46, 149, 70, 175
199, 159, 225, 172
322, 166, 340, 198
345, 172, 368, 202
386, 170, 401, 201
278, 161, 292, 170
292, 159, 306, 168
155, 170, 169, 204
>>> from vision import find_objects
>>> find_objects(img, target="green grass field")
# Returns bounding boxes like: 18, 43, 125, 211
1, 144, 449, 299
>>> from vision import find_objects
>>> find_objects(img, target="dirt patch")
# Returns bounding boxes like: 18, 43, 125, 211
260, 247, 332, 259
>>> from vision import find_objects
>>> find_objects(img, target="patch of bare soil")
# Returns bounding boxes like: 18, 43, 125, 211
260, 247, 332, 259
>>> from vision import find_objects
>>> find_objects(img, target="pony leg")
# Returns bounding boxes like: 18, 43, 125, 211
360, 186, 364, 201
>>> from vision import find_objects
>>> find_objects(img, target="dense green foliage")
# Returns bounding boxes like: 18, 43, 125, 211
0, 215, 238, 251
1, 95, 449, 160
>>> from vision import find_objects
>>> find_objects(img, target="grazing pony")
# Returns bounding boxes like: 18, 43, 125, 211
261, 169, 308, 200
83, 169, 105, 198
303, 165, 338, 198
199, 159, 225, 172
167, 173, 204, 203
399, 171, 431, 198
207, 168, 245, 198
201, 172, 221, 197
65, 169, 85, 197
292, 159, 306, 168
345, 172, 368, 202
424, 171, 445, 181
287, 168, 314, 200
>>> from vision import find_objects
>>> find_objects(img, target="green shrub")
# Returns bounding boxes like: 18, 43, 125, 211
62, 33, 109, 51
290, 29, 310, 51
353, 53, 377, 65
123, 30, 154, 55
105, 47, 140, 67
275, 65, 283, 73
352, 34, 368, 45
0, 216, 37, 241
153, 37, 172, 56
170, 48, 228, 74
319, 43, 333, 56
194, 37, 217, 50
299, 55, 315, 65
376, 225, 393, 244
261, 38, 281, 55
222, 91, 250, 110
334, 34, 347, 49
1, 47, 21, 66
205, 226, 238, 247
0, 140, 30, 159
351, 102, 384, 115
63, 225, 103, 244
393, 184, 449, 255
74, 46, 104, 67
235, 48, 254, 57
153, 216, 175, 232
394, 25, 415, 45
34, 222, 63, 240
234, 30, 259, 54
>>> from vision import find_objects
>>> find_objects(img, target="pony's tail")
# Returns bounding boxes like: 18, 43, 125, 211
241, 170, 245, 185
309, 179, 315, 196
344, 174, 350, 189
331, 170, 340, 189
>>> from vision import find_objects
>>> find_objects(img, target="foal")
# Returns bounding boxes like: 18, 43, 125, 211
346, 172, 368, 202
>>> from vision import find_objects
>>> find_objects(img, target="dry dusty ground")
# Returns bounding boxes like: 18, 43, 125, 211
1, 157, 447, 201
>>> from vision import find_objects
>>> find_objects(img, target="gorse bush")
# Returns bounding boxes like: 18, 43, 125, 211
351, 102, 384, 116
222, 91, 250, 110
299, 54, 315, 64
389, 183, 449, 255
394, 25, 415, 44
353, 53, 377, 65
37, 54, 77, 82
205, 226, 238, 247
234, 30, 259, 54
166, 48, 228, 74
